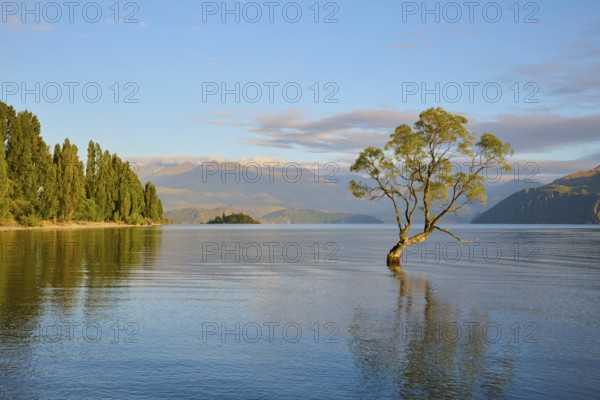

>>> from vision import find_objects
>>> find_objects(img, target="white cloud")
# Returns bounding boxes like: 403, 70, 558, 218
200, 106, 600, 177
2, 16, 52, 31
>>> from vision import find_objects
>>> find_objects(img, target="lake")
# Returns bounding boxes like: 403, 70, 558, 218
1, 225, 599, 399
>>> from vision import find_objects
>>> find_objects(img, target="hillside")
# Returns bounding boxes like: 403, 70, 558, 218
473, 165, 600, 224
261, 209, 383, 224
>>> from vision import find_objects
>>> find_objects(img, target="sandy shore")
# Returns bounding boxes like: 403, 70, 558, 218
0, 221, 164, 231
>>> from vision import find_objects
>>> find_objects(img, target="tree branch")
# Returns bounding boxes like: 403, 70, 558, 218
433, 226, 477, 244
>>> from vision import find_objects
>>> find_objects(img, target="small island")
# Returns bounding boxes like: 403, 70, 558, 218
208, 212, 260, 224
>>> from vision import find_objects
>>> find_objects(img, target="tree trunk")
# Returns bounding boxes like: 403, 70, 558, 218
387, 242, 405, 272
387, 232, 431, 271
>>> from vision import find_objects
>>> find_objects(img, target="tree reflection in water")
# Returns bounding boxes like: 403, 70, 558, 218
349, 269, 516, 399
0, 227, 162, 397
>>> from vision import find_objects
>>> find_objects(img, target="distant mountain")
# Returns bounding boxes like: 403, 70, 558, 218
261, 209, 383, 224
473, 165, 600, 224
165, 207, 382, 224
137, 161, 397, 220
133, 159, 542, 224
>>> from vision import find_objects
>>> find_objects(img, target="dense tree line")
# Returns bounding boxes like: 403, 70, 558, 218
0, 101, 163, 226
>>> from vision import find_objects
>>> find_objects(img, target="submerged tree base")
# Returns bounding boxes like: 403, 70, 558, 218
387, 243, 404, 272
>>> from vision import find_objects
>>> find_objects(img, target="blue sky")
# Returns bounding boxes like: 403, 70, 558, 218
1, 0, 599, 176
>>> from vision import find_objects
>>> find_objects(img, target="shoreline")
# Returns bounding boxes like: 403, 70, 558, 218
0, 221, 165, 232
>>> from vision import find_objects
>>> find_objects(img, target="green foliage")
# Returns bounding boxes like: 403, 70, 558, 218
37, 148, 59, 220
10, 198, 34, 223
208, 212, 259, 224
144, 182, 163, 222
0, 156, 8, 221
55, 139, 86, 222
125, 212, 146, 225
5, 109, 53, 220
0, 103, 11, 220
0, 101, 164, 227
85, 140, 97, 199
74, 197, 101, 221
349, 107, 513, 244
18, 214, 42, 227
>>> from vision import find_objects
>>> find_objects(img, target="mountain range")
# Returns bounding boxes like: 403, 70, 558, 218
134, 159, 542, 224
164, 207, 383, 224
473, 165, 600, 224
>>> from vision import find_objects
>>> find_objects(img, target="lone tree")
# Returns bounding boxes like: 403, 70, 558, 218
349, 107, 513, 270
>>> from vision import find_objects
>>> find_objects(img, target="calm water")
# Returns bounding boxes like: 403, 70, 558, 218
0, 225, 599, 399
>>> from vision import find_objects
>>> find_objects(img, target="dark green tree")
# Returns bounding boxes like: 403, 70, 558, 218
123, 162, 145, 224
144, 181, 163, 222
37, 155, 59, 220
55, 139, 85, 221
93, 148, 108, 220
85, 140, 97, 199
0, 102, 12, 220
6, 110, 37, 218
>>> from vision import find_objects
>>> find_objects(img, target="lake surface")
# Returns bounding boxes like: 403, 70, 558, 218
1, 225, 599, 399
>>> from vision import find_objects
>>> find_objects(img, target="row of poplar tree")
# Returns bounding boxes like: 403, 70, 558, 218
0, 101, 163, 226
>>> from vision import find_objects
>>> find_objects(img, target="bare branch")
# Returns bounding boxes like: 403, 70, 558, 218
433, 226, 477, 244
